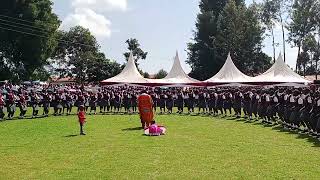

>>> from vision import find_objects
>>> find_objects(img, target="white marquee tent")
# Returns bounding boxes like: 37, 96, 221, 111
100, 52, 149, 85
101, 52, 312, 86
148, 51, 202, 86
205, 53, 254, 84
251, 54, 311, 84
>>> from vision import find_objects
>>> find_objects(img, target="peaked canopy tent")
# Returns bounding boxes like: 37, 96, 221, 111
250, 55, 311, 85
100, 52, 149, 86
148, 52, 203, 86
205, 53, 254, 85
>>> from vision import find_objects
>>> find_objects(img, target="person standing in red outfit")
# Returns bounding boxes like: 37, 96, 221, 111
78, 105, 86, 135
138, 91, 154, 128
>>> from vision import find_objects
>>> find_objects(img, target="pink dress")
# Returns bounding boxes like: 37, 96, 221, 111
144, 124, 166, 136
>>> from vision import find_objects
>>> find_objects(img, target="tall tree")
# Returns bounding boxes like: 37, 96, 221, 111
275, 0, 292, 62
216, 0, 271, 75
314, 1, 320, 80
0, 0, 60, 82
123, 38, 148, 67
187, 0, 270, 80
288, 0, 317, 72
52, 26, 120, 83
300, 34, 317, 76
86, 53, 122, 83
261, 0, 279, 62
187, 0, 245, 80
52, 26, 99, 83
260, 0, 292, 62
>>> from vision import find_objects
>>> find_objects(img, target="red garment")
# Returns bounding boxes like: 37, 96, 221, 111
138, 94, 154, 124
78, 111, 86, 124
8, 93, 14, 103
0, 95, 4, 106
19, 95, 26, 104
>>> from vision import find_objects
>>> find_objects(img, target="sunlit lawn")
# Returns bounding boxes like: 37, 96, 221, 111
0, 109, 319, 179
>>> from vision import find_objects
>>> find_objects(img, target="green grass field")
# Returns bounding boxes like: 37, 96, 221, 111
0, 111, 319, 179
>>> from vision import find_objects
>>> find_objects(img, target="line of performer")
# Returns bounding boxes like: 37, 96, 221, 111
0, 86, 320, 136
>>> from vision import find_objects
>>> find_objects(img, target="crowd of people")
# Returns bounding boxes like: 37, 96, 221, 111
0, 83, 320, 138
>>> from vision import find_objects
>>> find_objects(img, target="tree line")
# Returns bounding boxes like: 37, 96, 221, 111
187, 0, 320, 80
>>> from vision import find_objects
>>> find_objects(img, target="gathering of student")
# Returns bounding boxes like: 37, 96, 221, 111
0, 82, 320, 138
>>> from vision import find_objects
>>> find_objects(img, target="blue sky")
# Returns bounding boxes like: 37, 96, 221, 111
52, 0, 297, 74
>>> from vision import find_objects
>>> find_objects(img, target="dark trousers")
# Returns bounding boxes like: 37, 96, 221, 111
54, 108, 62, 115
234, 102, 241, 116
132, 105, 137, 112
80, 123, 84, 134
153, 102, 157, 112
177, 102, 183, 112
19, 106, 27, 117
187, 100, 194, 112
316, 118, 320, 133
32, 105, 39, 116
243, 102, 250, 116
0, 107, 5, 119
43, 104, 50, 115
7, 104, 15, 118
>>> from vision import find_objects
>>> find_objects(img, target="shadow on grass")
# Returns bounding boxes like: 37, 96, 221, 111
296, 134, 320, 147
272, 126, 320, 147
176, 113, 190, 116
0, 116, 49, 122
64, 134, 79, 138
224, 116, 320, 147
122, 127, 143, 131
226, 117, 240, 121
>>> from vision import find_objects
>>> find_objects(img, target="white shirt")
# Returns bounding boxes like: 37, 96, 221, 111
195, 95, 199, 100
266, 95, 270, 102
289, 96, 295, 103
297, 98, 303, 105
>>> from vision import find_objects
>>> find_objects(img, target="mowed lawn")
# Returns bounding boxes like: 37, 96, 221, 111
0, 113, 319, 179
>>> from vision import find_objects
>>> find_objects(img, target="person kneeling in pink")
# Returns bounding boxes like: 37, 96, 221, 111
144, 121, 166, 136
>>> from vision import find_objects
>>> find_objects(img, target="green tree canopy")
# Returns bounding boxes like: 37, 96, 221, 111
52, 26, 121, 83
298, 34, 318, 76
187, 0, 270, 80
0, 0, 60, 82
155, 69, 168, 79
123, 38, 148, 66
288, 0, 317, 71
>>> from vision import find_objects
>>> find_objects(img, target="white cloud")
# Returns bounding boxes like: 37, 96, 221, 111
60, 0, 128, 39
72, 0, 127, 12
61, 8, 112, 38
